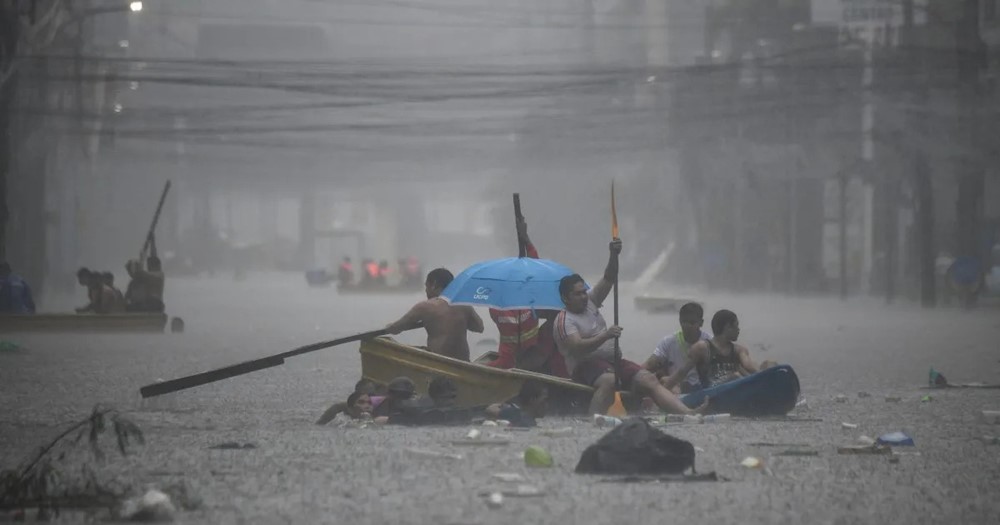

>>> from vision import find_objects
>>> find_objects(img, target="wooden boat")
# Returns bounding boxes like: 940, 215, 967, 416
359, 337, 594, 414
0, 313, 173, 334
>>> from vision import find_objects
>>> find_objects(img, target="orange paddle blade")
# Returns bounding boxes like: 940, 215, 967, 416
611, 180, 619, 238
607, 391, 627, 417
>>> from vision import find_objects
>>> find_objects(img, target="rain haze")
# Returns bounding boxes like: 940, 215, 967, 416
1, 0, 999, 523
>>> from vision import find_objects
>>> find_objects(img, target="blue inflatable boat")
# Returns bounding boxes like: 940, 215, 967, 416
681, 365, 800, 417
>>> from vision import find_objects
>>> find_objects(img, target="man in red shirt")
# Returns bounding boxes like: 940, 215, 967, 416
486, 218, 568, 378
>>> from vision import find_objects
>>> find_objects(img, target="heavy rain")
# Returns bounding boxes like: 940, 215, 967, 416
1, 0, 999, 523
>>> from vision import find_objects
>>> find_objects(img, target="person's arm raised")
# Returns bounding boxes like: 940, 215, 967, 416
589, 238, 621, 306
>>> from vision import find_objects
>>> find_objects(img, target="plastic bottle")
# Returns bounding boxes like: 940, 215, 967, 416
540, 427, 573, 437
683, 414, 702, 424
701, 413, 730, 423
664, 414, 686, 423
593, 414, 623, 428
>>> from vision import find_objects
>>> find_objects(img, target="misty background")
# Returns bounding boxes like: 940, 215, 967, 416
2, 0, 999, 308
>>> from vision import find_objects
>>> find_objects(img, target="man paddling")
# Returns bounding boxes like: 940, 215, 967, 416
385, 268, 484, 361
660, 309, 773, 391
554, 239, 707, 416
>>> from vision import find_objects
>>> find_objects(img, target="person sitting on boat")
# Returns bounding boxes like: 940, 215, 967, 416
642, 302, 711, 394
0, 262, 36, 314
124, 257, 165, 313
486, 217, 569, 377
75, 267, 116, 314
660, 309, 776, 392
485, 380, 548, 428
316, 379, 386, 425
554, 238, 708, 416
362, 258, 379, 288
385, 268, 485, 362
401, 256, 423, 287
101, 272, 127, 313
337, 257, 354, 288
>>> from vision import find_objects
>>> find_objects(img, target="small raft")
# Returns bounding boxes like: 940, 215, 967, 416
0, 313, 175, 334
680, 365, 801, 417
359, 337, 593, 414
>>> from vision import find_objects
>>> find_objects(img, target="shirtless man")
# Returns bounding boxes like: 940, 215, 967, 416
661, 309, 769, 391
385, 268, 484, 361
125, 256, 165, 313
75, 268, 116, 314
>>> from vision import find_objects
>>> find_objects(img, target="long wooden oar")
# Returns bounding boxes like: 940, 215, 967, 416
514, 193, 526, 257
611, 180, 621, 392
140, 326, 408, 398
607, 181, 627, 418
140, 180, 171, 261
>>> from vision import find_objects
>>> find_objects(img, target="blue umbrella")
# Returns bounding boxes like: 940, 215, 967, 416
440, 257, 583, 311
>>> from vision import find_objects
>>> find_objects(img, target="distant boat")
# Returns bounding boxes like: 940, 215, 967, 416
0, 313, 178, 334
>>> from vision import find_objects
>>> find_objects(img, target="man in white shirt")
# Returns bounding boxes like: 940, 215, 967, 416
643, 302, 711, 393
554, 239, 707, 416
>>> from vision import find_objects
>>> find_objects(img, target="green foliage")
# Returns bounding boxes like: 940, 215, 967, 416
0, 405, 145, 515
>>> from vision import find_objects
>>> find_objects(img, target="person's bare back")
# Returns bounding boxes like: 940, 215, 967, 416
420, 298, 479, 360
387, 297, 484, 361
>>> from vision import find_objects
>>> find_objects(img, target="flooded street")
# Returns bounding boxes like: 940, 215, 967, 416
3, 274, 999, 523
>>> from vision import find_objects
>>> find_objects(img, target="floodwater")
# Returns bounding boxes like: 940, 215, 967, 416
2, 274, 999, 523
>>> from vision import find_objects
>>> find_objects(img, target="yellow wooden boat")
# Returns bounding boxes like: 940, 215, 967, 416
359, 337, 594, 414
0, 313, 172, 334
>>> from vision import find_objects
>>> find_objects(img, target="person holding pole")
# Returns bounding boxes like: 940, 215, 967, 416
553, 239, 707, 416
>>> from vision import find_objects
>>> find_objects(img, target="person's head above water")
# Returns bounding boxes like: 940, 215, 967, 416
147, 256, 161, 272
345, 391, 373, 419
424, 268, 453, 299
428, 377, 458, 407
679, 302, 704, 340
386, 376, 416, 399
711, 309, 740, 341
101, 272, 114, 286
558, 274, 588, 314
354, 379, 377, 396
516, 380, 549, 419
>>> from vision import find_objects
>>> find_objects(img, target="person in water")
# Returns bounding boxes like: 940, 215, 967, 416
316, 379, 386, 425
643, 302, 711, 393
485, 380, 549, 428
385, 268, 484, 361
660, 309, 771, 391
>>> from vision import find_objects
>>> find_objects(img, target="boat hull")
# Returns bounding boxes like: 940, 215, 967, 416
0, 313, 170, 334
360, 337, 593, 414
680, 365, 801, 417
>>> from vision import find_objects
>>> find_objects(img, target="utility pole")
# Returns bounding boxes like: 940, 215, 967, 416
955, 0, 986, 307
